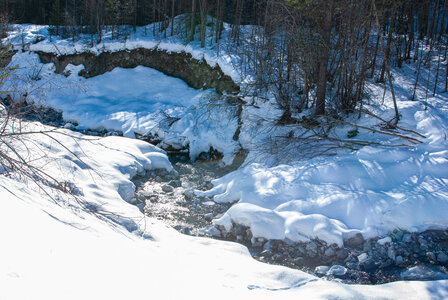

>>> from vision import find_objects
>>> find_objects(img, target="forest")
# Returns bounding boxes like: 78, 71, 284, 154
2, 0, 447, 122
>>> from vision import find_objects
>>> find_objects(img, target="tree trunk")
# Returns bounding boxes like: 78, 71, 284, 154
315, 0, 335, 116
380, 6, 396, 83
189, 0, 196, 42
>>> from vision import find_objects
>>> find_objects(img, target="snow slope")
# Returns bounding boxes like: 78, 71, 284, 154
1, 121, 447, 300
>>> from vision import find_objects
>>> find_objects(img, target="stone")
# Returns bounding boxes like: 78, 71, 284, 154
346, 262, 358, 270
252, 237, 266, 248
293, 257, 304, 266
357, 253, 369, 264
418, 236, 429, 250
427, 251, 436, 262
327, 265, 347, 277
199, 225, 221, 237
136, 203, 145, 212
387, 247, 396, 260
263, 240, 275, 252
204, 213, 214, 221
336, 248, 349, 260
136, 190, 152, 201
315, 266, 330, 275
344, 233, 364, 249
148, 195, 158, 203
161, 184, 174, 193
377, 236, 392, 245
437, 251, 448, 264
63, 122, 76, 130
183, 190, 194, 200
402, 233, 413, 243
168, 180, 182, 188
324, 247, 336, 257
395, 255, 404, 266
306, 242, 318, 257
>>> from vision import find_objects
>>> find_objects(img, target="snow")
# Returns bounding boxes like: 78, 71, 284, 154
3, 51, 239, 163
1, 121, 448, 299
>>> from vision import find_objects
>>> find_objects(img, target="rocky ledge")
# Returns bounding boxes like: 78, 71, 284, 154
35, 48, 240, 95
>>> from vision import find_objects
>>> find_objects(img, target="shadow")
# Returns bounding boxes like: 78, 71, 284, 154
43, 210, 90, 231
247, 278, 318, 291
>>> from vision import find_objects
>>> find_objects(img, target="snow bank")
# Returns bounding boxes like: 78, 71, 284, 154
201, 141, 448, 245
3, 51, 239, 163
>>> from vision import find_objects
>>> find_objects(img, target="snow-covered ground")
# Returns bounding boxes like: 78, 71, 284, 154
1, 121, 448, 299
199, 54, 448, 246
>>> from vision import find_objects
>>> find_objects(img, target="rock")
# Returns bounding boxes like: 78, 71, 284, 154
327, 265, 347, 277
199, 225, 221, 237
263, 240, 275, 252
387, 247, 396, 260
168, 180, 182, 188
392, 230, 404, 242
395, 255, 404, 266
63, 122, 76, 130
136, 203, 145, 212
148, 195, 158, 203
315, 266, 330, 275
324, 247, 336, 257
402, 233, 413, 243
357, 253, 369, 264
418, 236, 429, 250
183, 190, 194, 200
106, 131, 121, 136
204, 213, 214, 221
346, 262, 358, 270
306, 242, 318, 257
175, 163, 193, 175
437, 251, 448, 264
252, 237, 266, 248
336, 248, 349, 260
293, 257, 304, 266
377, 236, 392, 245
427, 251, 436, 262
344, 233, 364, 249
136, 190, 152, 202
161, 184, 174, 193
165, 174, 176, 181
